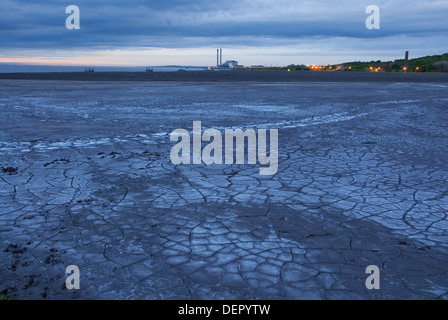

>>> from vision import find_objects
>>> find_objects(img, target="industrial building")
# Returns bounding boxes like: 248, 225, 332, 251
215, 49, 244, 69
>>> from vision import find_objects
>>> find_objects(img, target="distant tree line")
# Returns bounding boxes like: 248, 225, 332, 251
433, 61, 448, 72
284, 64, 310, 71
388, 53, 448, 72
283, 53, 448, 72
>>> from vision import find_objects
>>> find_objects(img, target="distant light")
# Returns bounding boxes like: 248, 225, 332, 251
287, 69, 290, 72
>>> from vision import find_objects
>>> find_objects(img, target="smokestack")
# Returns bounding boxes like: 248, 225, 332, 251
217, 49, 219, 67
404, 51, 409, 72
220, 48, 222, 66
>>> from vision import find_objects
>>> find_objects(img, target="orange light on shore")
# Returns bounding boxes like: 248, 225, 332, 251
309, 65, 326, 71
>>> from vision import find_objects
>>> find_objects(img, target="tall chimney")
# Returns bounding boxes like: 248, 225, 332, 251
220, 48, 222, 66
217, 49, 219, 67
404, 51, 409, 72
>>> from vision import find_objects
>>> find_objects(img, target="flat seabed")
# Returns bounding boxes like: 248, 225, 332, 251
0, 74, 447, 299
1, 70, 448, 82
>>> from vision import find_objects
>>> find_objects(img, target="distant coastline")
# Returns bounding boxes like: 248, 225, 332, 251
1, 70, 448, 83
0, 65, 207, 73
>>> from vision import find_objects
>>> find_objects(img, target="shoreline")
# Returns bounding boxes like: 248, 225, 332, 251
1, 70, 448, 83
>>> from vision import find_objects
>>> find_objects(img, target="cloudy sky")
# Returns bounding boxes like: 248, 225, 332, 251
0, 0, 447, 67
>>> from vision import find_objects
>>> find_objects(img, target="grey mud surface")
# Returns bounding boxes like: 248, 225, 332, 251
0, 78, 447, 299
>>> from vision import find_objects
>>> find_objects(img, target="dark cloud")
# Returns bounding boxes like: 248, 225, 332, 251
0, 0, 446, 64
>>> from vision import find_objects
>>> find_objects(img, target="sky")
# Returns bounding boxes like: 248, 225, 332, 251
0, 0, 447, 67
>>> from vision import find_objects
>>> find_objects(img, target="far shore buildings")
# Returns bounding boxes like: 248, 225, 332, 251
215, 48, 245, 69
222, 60, 244, 69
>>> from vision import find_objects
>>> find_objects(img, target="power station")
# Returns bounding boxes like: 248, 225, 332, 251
215, 48, 244, 69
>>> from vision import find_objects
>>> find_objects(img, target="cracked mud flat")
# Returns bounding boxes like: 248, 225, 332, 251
0, 79, 447, 300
